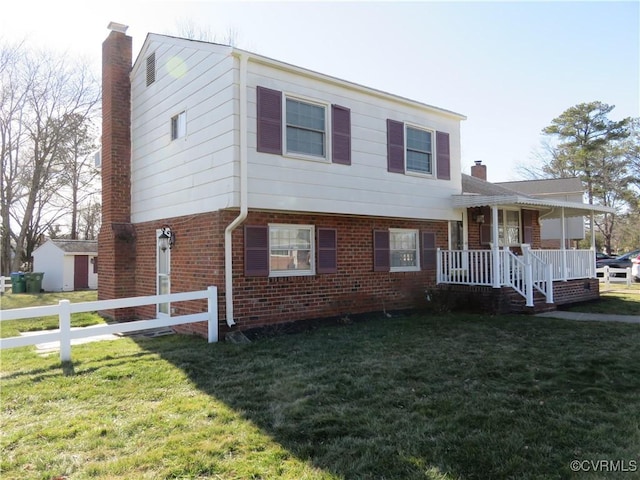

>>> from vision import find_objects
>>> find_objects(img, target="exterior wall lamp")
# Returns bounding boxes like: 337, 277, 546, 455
158, 226, 175, 251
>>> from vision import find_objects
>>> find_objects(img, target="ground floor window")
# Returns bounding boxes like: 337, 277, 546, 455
269, 224, 315, 276
389, 228, 420, 271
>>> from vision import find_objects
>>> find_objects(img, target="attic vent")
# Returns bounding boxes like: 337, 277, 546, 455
146, 52, 156, 86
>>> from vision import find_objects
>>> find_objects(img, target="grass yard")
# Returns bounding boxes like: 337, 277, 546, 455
564, 286, 640, 316
1, 293, 640, 479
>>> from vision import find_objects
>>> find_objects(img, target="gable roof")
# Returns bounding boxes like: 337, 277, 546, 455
50, 240, 98, 254
456, 174, 614, 218
133, 33, 467, 122
495, 177, 583, 197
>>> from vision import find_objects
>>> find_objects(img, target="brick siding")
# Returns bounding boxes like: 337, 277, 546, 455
128, 209, 448, 336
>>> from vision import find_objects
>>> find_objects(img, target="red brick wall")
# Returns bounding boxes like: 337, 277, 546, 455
129, 209, 449, 336
552, 278, 600, 305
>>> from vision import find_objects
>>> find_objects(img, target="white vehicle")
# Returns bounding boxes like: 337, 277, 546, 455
632, 254, 640, 282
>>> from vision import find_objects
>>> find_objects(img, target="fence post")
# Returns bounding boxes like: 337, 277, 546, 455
59, 300, 72, 362
604, 266, 610, 289
436, 248, 441, 284
207, 286, 218, 344
626, 268, 632, 287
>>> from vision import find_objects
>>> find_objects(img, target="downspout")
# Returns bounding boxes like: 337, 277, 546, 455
224, 52, 249, 327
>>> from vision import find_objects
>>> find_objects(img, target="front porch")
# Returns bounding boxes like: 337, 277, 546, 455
436, 247, 598, 312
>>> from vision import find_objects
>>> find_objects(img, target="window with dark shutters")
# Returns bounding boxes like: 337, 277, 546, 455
480, 206, 492, 245
373, 230, 390, 272
317, 228, 337, 273
522, 209, 534, 245
421, 232, 437, 269
436, 131, 450, 180
387, 119, 405, 173
256, 86, 282, 154
244, 225, 269, 276
331, 105, 351, 165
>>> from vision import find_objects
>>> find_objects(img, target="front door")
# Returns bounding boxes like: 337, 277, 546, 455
157, 231, 171, 316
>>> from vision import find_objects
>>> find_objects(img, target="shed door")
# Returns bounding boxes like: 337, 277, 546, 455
74, 255, 89, 289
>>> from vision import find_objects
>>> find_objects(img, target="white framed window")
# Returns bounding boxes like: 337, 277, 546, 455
390, 228, 420, 272
405, 125, 433, 175
269, 224, 315, 277
498, 209, 521, 246
285, 96, 327, 159
171, 111, 186, 140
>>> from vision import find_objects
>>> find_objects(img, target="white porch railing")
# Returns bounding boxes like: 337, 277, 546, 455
531, 249, 595, 281
437, 248, 594, 306
0, 287, 218, 362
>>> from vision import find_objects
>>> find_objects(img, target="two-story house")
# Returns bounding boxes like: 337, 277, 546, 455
99, 23, 614, 338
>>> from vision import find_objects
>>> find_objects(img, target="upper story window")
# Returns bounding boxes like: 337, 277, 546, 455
387, 120, 450, 180
171, 111, 186, 140
256, 86, 351, 165
406, 126, 433, 174
286, 98, 326, 158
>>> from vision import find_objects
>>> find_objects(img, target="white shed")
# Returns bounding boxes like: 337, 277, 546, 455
32, 239, 98, 292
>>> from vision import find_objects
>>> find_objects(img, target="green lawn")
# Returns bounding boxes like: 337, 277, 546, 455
2, 291, 640, 479
563, 287, 640, 316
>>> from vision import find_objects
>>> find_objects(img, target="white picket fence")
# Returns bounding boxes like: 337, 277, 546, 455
596, 266, 633, 288
1, 276, 11, 293
0, 287, 218, 362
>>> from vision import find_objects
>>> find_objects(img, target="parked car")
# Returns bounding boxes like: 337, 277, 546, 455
595, 252, 614, 261
632, 254, 640, 282
596, 249, 640, 277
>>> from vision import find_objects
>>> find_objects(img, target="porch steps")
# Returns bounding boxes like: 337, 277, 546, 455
503, 287, 556, 314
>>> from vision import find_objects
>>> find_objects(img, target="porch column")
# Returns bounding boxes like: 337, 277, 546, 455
560, 207, 567, 281
590, 211, 596, 278
491, 205, 500, 288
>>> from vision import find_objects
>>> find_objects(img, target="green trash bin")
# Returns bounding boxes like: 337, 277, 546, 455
11, 272, 26, 293
25, 272, 44, 294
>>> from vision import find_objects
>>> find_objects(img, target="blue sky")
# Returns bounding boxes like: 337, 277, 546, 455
3, 1, 638, 182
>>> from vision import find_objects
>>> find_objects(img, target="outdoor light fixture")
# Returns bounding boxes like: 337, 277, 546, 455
158, 226, 175, 251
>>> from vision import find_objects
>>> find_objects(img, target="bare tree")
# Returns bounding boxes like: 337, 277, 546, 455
0, 41, 100, 273
172, 18, 240, 46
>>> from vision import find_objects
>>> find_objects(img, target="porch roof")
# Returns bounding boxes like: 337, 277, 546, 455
457, 173, 615, 218
451, 193, 615, 218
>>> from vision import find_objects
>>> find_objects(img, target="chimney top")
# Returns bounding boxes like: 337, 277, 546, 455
474, 160, 483, 166
107, 22, 129, 34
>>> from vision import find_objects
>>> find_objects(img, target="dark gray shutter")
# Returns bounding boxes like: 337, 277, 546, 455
244, 225, 269, 276
387, 119, 404, 173
436, 131, 450, 180
373, 230, 390, 272
317, 228, 337, 274
332, 105, 351, 165
522, 209, 534, 245
480, 206, 492, 245
256, 86, 282, 154
421, 232, 437, 269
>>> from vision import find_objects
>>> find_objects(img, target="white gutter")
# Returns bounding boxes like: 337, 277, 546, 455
224, 53, 249, 327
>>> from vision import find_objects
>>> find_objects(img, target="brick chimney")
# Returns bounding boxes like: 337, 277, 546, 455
98, 22, 136, 317
471, 160, 487, 181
